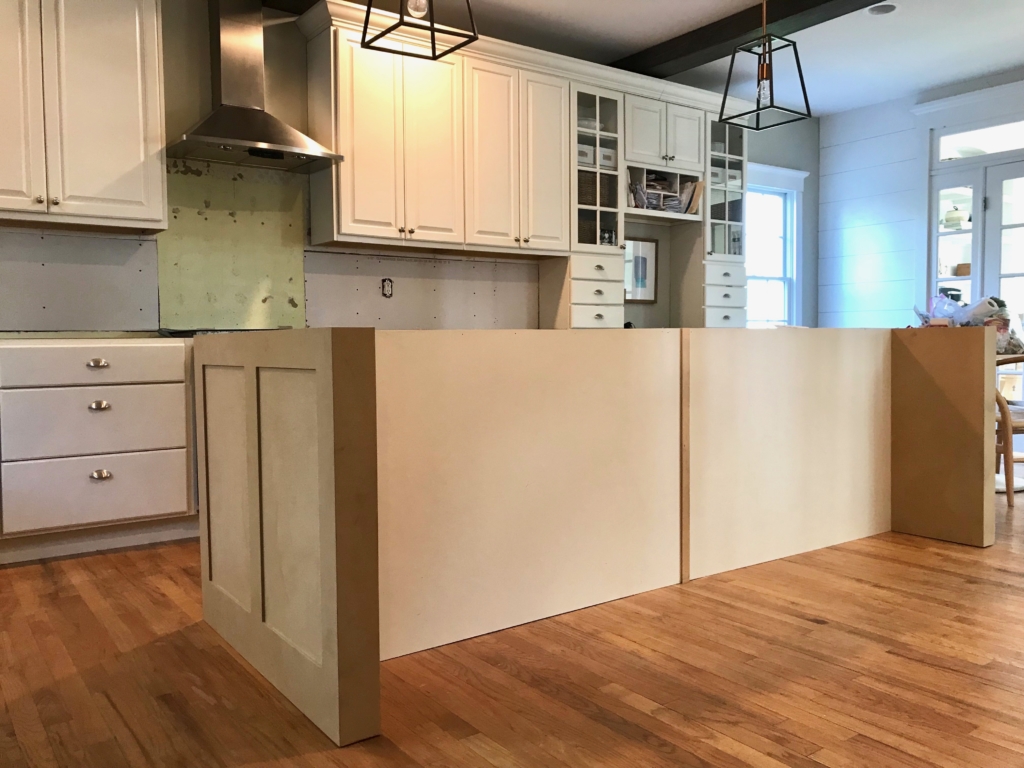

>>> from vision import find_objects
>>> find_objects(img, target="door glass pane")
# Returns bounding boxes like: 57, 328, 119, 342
598, 137, 618, 170
577, 209, 597, 244
937, 233, 972, 277
727, 125, 744, 157
710, 188, 726, 221
577, 92, 597, 131
710, 122, 726, 154
1002, 227, 1024, 274
1004, 177, 1024, 226
599, 211, 618, 247
1001, 276, 1024, 320
938, 186, 972, 232
577, 132, 596, 168
748, 279, 786, 323
940, 119, 1024, 161
599, 97, 618, 134
711, 223, 726, 254
578, 170, 597, 206
727, 159, 743, 188
599, 173, 618, 209
937, 279, 971, 304
728, 224, 743, 256
727, 191, 743, 222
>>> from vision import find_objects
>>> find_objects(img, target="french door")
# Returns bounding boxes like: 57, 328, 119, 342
982, 160, 1024, 310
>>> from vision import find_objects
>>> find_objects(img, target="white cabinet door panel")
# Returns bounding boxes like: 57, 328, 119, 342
337, 35, 405, 239
624, 94, 666, 167
667, 104, 704, 171
40, 0, 164, 221
403, 51, 464, 244
465, 60, 519, 248
521, 71, 570, 252
0, 0, 47, 213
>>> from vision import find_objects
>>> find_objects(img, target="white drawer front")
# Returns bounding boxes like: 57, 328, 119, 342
571, 279, 622, 305
705, 262, 747, 286
570, 254, 625, 282
1, 449, 188, 534
0, 383, 186, 461
705, 307, 746, 328
571, 305, 625, 329
0, 340, 184, 388
705, 286, 747, 307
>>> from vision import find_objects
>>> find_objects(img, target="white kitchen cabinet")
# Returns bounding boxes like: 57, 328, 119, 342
0, 0, 47, 213
625, 94, 704, 173
520, 71, 570, 252
0, 0, 166, 228
572, 83, 624, 255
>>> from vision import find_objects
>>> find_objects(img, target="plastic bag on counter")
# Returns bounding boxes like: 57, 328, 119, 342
929, 296, 962, 324
953, 297, 1002, 326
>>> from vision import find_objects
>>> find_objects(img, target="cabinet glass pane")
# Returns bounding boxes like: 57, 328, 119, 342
727, 124, 744, 157
599, 211, 618, 247
1000, 276, 1024, 316
577, 209, 597, 244
578, 170, 597, 206
599, 97, 618, 134
599, 173, 618, 209
710, 188, 726, 221
936, 233, 972, 277
728, 224, 743, 256
599, 136, 618, 170
577, 92, 597, 131
710, 122, 727, 154
1003, 227, 1024, 274
938, 279, 971, 304
711, 223, 726, 254
577, 132, 596, 168
1004, 177, 1024, 226
938, 186, 972, 232
710, 156, 726, 186
727, 159, 743, 188
727, 191, 743, 222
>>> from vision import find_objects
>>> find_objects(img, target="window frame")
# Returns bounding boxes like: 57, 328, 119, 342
745, 163, 808, 327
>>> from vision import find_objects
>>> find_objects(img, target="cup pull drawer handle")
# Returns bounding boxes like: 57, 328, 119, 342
595, 264, 605, 271
595, 313, 604, 320
86, 358, 109, 369
723, 272, 731, 277
88, 400, 111, 412
723, 315, 731, 321
90, 469, 113, 481
595, 289, 604, 295
723, 293, 731, 299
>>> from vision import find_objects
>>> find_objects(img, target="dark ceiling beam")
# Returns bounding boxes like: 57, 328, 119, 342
611, 0, 878, 79
262, 0, 317, 16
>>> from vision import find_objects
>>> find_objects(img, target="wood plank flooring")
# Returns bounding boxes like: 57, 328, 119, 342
5, 500, 1024, 767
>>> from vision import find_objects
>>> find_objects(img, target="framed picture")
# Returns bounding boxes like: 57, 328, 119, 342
624, 238, 657, 303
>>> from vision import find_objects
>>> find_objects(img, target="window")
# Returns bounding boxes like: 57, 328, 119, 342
745, 188, 795, 327
939, 119, 1024, 162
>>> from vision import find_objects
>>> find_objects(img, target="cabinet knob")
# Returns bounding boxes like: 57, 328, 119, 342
669, 155, 676, 161
34, 195, 44, 204
619, 244, 626, 250
514, 236, 520, 243
398, 227, 406, 233
90, 469, 113, 481
408, 228, 416, 235
51, 197, 60, 205
88, 400, 111, 412
86, 358, 109, 369
523, 237, 530, 243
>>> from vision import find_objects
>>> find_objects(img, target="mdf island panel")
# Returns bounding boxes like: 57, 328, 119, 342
375, 329, 682, 660
685, 328, 893, 580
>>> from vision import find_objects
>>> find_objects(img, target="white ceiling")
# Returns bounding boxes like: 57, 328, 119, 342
672, 0, 1024, 115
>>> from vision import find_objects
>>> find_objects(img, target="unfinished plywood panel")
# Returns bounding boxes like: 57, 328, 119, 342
0, 229, 158, 331
375, 329, 680, 659
892, 327, 995, 547
158, 161, 305, 330
194, 329, 378, 746
687, 328, 892, 579
304, 251, 538, 329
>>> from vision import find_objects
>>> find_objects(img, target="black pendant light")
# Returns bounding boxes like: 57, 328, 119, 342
719, 0, 812, 131
362, 0, 478, 60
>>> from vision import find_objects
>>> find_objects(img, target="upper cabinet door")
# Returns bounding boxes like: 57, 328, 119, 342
465, 59, 519, 248
666, 104, 704, 172
40, 0, 164, 221
403, 51, 464, 244
0, 0, 47, 213
520, 71, 570, 252
624, 94, 666, 167
337, 36, 405, 239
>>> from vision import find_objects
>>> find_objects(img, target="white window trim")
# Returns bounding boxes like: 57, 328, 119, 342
747, 163, 809, 326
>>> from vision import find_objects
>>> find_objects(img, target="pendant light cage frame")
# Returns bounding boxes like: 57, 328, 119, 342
361, 0, 479, 61
718, 33, 812, 131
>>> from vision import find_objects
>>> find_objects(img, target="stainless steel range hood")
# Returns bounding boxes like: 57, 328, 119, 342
166, 0, 341, 174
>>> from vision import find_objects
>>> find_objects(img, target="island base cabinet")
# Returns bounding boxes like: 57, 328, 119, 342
194, 328, 380, 747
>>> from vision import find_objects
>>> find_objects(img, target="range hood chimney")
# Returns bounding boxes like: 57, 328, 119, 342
166, 0, 341, 174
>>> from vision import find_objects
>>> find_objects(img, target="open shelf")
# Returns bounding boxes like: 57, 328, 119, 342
626, 165, 704, 222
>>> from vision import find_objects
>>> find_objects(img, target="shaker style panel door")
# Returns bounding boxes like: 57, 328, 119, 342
337, 36, 405, 239
464, 60, 519, 248
666, 104, 704, 172
39, 0, 165, 221
403, 52, 465, 244
520, 71, 570, 252
0, 0, 47, 214
624, 94, 666, 167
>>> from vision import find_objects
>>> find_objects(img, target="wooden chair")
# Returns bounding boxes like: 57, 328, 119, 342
996, 355, 1024, 507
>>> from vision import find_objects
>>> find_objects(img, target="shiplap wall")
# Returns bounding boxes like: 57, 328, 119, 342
818, 98, 925, 328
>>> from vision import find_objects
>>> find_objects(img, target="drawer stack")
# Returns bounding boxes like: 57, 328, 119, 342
704, 259, 747, 328
0, 340, 190, 535
569, 254, 625, 328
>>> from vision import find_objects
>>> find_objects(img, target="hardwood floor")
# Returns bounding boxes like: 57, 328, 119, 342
5, 502, 1024, 767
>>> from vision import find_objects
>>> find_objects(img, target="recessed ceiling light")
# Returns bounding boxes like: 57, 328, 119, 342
868, 3, 897, 15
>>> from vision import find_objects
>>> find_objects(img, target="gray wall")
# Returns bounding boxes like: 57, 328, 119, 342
748, 117, 821, 327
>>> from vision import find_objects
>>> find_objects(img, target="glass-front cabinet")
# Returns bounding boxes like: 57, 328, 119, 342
572, 84, 624, 254
707, 120, 746, 262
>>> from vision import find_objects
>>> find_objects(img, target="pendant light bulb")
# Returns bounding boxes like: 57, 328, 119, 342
407, 0, 428, 18
757, 77, 771, 104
